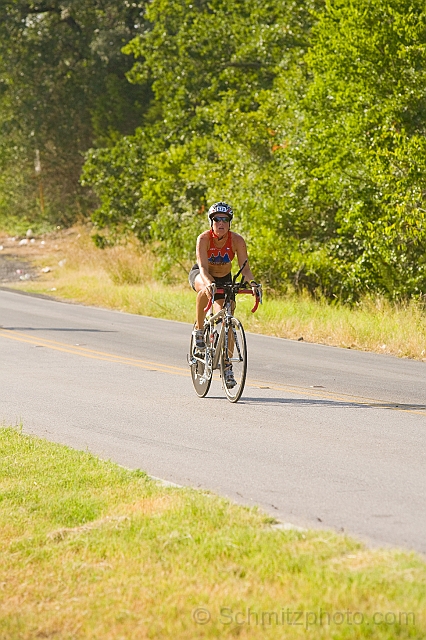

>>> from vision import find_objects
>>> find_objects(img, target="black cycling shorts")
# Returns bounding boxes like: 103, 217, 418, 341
188, 264, 232, 300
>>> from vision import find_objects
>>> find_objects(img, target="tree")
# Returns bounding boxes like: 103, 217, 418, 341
83, 0, 321, 275
84, 0, 426, 300
286, 0, 426, 299
0, 0, 152, 228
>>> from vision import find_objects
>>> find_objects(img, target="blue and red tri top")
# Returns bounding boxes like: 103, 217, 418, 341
207, 230, 235, 266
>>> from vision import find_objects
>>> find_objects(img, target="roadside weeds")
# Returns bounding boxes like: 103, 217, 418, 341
1, 426, 425, 639
1, 226, 426, 361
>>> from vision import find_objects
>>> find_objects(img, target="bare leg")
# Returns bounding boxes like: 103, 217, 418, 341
194, 275, 224, 329
195, 289, 208, 330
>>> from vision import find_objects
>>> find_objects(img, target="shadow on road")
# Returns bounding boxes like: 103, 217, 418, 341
240, 396, 426, 412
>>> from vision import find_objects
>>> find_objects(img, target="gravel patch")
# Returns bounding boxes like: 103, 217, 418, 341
0, 254, 37, 283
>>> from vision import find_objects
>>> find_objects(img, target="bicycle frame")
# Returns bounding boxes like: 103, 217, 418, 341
190, 280, 261, 384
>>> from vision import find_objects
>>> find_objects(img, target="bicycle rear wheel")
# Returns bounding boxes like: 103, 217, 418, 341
220, 317, 247, 403
189, 324, 212, 398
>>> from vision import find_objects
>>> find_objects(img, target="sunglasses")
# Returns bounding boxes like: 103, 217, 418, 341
212, 216, 230, 223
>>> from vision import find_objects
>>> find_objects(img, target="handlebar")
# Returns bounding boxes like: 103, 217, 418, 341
204, 287, 261, 314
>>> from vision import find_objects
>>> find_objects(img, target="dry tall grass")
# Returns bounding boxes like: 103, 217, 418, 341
6, 226, 426, 360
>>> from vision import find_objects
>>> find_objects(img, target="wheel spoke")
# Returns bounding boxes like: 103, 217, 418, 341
189, 324, 212, 398
220, 317, 247, 403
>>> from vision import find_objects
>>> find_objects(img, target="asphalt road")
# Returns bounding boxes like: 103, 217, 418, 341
1, 287, 425, 554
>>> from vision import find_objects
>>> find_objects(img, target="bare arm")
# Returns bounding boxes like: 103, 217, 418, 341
233, 234, 256, 283
196, 233, 215, 293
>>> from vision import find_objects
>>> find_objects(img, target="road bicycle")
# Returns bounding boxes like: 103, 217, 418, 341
188, 263, 262, 403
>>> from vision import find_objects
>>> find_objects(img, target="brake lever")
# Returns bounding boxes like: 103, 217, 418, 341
203, 283, 217, 313
250, 284, 262, 312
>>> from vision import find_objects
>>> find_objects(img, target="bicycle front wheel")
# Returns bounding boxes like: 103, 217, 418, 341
189, 325, 212, 398
220, 317, 247, 403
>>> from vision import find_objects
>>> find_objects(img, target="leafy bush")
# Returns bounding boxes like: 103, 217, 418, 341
289, 0, 426, 299
82, 0, 426, 300
0, 0, 152, 227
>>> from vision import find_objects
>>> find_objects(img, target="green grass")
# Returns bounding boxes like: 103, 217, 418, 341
5, 226, 426, 359
1, 426, 425, 639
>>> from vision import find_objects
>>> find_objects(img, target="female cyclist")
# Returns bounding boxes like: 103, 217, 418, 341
188, 202, 259, 387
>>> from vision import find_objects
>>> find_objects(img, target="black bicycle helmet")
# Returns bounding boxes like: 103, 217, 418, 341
207, 202, 234, 225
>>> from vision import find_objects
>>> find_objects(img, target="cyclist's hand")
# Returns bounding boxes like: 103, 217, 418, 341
204, 283, 215, 300
250, 280, 262, 301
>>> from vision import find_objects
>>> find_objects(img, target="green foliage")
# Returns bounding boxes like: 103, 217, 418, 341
3, 0, 426, 300
82, 132, 150, 238
83, 0, 426, 299
83, 0, 319, 276
284, 0, 426, 299
0, 0, 152, 227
